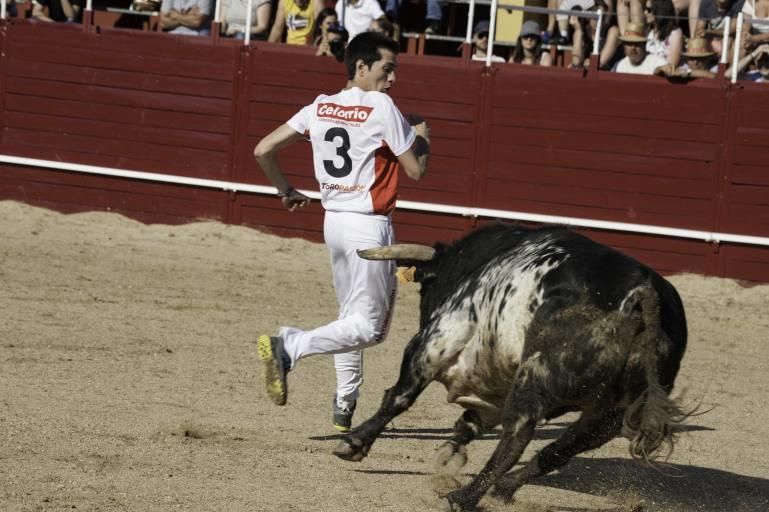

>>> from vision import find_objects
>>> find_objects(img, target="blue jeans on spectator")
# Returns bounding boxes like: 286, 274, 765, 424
386, 0, 443, 23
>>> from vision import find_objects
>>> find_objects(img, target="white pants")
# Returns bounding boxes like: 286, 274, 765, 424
280, 211, 396, 402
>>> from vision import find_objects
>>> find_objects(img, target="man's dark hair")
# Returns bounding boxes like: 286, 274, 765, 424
344, 31, 399, 80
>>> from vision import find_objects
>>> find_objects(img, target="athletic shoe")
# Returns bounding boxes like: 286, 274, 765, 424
332, 394, 357, 433
257, 335, 291, 406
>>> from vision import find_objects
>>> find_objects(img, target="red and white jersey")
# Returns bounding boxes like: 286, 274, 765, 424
287, 87, 415, 216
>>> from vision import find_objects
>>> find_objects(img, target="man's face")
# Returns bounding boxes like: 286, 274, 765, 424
356, 49, 397, 93
473, 31, 489, 51
624, 41, 647, 65
688, 56, 708, 70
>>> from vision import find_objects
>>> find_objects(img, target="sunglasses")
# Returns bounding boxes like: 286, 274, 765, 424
476, 31, 488, 38
521, 34, 539, 40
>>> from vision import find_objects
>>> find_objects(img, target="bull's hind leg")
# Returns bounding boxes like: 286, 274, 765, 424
492, 407, 624, 501
441, 361, 551, 512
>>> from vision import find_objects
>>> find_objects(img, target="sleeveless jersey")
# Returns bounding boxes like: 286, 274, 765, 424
286, 87, 415, 216
284, 0, 315, 45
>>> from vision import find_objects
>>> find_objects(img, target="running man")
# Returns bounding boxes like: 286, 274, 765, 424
253, 31, 430, 432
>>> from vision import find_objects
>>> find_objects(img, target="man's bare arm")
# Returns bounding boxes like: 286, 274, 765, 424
268, 0, 286, 42
397, 121, 430, 181
253, 123, 311, 210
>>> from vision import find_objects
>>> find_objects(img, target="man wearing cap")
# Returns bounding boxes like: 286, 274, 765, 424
656, 37, 718, 78
613, 21, 668, 74
471, 20, 506, 62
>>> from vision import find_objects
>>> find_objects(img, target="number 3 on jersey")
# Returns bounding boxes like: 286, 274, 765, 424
323, 127, 352, 178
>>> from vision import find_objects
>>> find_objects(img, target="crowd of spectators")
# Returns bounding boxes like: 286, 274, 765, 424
15, 0, 769, 82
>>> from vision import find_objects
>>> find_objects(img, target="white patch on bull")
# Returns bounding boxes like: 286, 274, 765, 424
422, 238, 567, 408
620, 285, 646, 315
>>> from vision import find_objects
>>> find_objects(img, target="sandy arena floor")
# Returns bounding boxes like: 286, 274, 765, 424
1, 200, 768, 512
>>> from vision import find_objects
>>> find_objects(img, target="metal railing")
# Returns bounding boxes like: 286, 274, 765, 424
3, 154, 768, 248
0, 0, 765, 79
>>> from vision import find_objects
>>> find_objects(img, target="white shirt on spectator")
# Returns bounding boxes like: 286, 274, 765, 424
613, 54, 667, 75
646, 28, 682, 63
222, 0, 270, 36
161, 0, 212, 35
335, 0, 384, 41
472, 54, 506, 63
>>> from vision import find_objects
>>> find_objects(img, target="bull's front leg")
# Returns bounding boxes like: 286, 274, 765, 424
433, 409, 494, 475
333, 332, 433, 462
334, 308, 477, 462
441, 360, 549, 511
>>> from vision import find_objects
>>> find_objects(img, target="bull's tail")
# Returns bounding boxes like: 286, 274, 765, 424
618, 283, 692, 464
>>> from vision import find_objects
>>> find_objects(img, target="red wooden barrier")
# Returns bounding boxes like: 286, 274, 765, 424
0, 20, 767, 281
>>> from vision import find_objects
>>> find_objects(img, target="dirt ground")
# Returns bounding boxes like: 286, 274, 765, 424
1, 200, 768, 512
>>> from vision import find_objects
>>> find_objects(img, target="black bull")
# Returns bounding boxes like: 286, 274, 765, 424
332, 223, 691, 511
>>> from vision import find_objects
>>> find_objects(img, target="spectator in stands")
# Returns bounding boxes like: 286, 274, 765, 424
695, 0, 743, 58
385, 0, 444, 35
656, 36, 718, 76
317, 21, 349, 60
736, 43, 769, 79
31, 0, 81, 22
470, 20, 505, 62
548, 0, 598, 45
570, 0, 623, 68
696, 0, 744, 36
269, 0, 322, 44
620, 0, 700, 39
336, 0, 384, 40
644, 0, 683, 67
510, 20, 554, 65
220, 0, 271, 39
313, 7, 340, 45
613, 21, 668, 72
728, 42, 769, 78
5, 0, 19, 17
160, 0, 211, 35
741, 0, 769, 50
369, 15, 395, 38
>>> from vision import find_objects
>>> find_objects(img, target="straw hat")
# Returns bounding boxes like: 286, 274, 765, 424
619, 21, 647, 43
682, 37, 715, 58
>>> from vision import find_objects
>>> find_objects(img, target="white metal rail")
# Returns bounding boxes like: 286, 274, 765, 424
2, 154, 768, 248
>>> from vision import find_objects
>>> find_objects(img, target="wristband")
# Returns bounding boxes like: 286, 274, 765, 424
277, 186, 295, 198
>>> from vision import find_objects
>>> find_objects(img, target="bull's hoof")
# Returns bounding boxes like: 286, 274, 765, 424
432, 441, 468, 475
332, 436, 368, 462
438, 496, 458, 512
490, 470, 523, 503
438, 494, 468, 512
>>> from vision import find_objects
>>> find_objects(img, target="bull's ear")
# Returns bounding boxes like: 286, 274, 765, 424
357, 244, 435, 261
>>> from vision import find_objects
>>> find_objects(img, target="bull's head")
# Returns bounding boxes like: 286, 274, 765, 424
358, 244, 441, 329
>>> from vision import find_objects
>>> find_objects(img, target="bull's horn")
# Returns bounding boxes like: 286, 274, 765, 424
357, 244, 435, 261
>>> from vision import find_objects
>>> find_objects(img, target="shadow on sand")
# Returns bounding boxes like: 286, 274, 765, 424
526, 456, 769, 512
315, 423, 765, 511
350, 455, 769, 512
